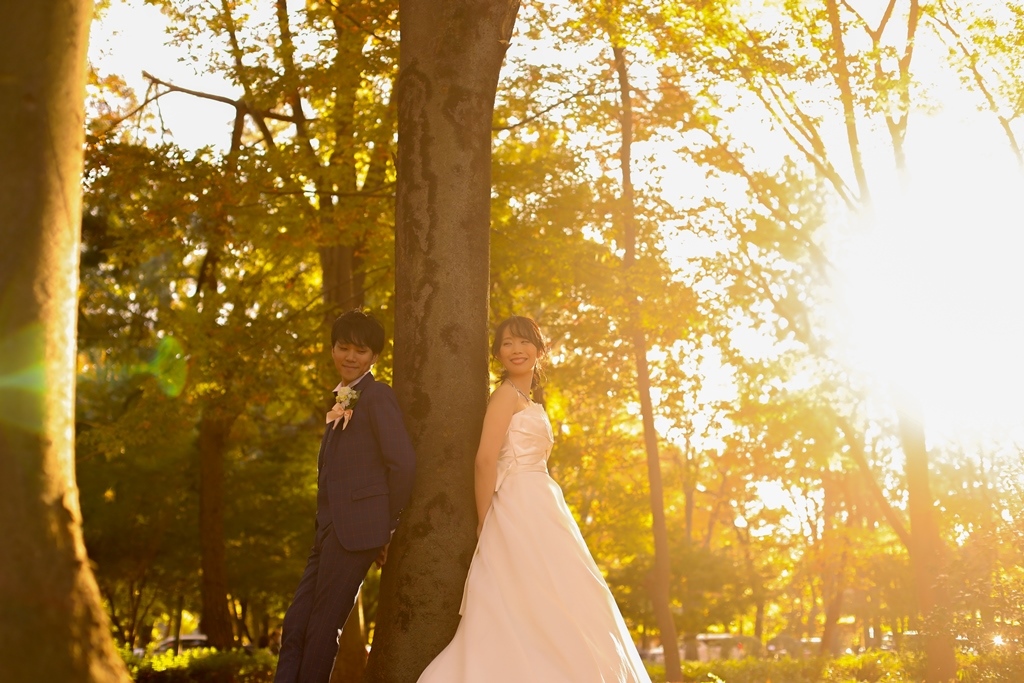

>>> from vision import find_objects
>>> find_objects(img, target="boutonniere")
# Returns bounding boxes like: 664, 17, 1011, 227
326, 386, 361, 430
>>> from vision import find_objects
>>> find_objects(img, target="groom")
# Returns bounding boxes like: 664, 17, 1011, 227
274, 309, 417, 683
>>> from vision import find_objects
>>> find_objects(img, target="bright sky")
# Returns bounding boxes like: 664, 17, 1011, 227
88, 0, 1024, 447
89, 0, 236, 150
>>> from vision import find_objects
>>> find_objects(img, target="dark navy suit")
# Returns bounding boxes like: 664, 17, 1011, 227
275, 373, 416, 683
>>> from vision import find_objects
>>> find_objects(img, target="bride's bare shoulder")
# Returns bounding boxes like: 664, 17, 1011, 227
488, 381, 517, 405
481, 382, 518, 426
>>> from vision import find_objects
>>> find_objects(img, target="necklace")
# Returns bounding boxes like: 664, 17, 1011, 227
506, 378, 532, 403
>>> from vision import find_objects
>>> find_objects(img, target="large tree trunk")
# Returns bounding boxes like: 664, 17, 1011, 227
0, 1, 130, 680
613, 45, 682, 681
363, 1, 518, 681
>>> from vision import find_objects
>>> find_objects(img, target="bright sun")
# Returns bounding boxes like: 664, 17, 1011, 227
830, 119, 1024, 438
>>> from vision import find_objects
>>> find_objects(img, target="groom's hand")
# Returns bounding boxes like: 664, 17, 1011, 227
374, 542, 389, 568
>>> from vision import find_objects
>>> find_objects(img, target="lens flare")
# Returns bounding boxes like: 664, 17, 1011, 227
145, 336, 187, 397
0, 324, 44, 432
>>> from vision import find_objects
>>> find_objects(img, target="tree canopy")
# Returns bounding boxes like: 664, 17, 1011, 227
77, 0, 1024, 680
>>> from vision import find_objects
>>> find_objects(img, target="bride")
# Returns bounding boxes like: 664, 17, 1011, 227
417, 316, 651, 682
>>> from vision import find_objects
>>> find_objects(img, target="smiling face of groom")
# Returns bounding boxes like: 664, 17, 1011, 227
330, 310, 386, 385
333, 342, 377, 384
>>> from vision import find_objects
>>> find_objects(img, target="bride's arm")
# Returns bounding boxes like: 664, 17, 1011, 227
474, 383, 517, 535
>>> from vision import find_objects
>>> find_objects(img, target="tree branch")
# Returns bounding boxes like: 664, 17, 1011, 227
751, 80, 857, 210
835, 415, 913, 548
92, 88, 174, 140
141, 72, 310, 125
825, 0, 871, 203
492, 85, 616, 131
929, 1, 1023, 166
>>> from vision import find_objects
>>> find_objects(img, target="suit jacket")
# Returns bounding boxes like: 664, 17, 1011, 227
316, 372, 416, 552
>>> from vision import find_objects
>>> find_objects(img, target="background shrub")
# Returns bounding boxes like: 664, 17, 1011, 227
125, 648, 276, 683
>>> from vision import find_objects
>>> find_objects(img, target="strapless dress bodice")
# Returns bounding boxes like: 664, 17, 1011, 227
494, 402, 553, 491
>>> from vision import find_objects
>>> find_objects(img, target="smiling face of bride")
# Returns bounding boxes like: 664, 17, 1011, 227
492, 316, 545, 383
498, 330, 539, 377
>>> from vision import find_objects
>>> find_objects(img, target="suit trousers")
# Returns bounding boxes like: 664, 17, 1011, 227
274, 523, 379, 683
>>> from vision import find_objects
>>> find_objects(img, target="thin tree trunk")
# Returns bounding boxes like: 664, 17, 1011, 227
882, 0, 919, 174
824, 0, 871, 204
836, 416, 912, 547
819, 550, 848, 656
633, 334, 682, 678
683, 443, 696, 545
0, 1, 129, 680
318, 4, 367, 322
684, 481, 695, 544
364, 1, 518, 680
197, 411, 236, 648
189, 107, 246, 652
319, 244, 359, 316
612, 45, 682, 682
171, 594, 184, 655
881, 8, 955, 673
824, 2, 954, 674
232, 597, 253, 645
898, 401, 956, 681
808, 582, 820, 637
733, 523, 766, 644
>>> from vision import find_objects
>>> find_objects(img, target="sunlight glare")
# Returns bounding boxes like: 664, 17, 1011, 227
831, 129, 1024, 437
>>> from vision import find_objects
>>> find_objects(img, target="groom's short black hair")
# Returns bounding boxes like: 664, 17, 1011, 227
331, 309, 385, 355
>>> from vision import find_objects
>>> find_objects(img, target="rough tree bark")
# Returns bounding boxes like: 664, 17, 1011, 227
613, 45, 683, 682
0, 1, 130, 680
363, 0, 520, 681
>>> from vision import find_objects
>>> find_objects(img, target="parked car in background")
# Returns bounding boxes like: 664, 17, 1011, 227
642, 633, 764, 663
882, 630, 991, 654
133, 633, 209, 657
681, 633, 761, 661
766, 634, 802, 659
799, 636, 823, 657
881, 631, 922, 652
638, 644, 664, 663
154, 633, 209, 654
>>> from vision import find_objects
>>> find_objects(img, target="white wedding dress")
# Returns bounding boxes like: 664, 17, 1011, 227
417, 402, 651, 682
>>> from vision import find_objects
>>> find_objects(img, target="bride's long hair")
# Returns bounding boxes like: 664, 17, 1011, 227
491, 315, 546, 394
